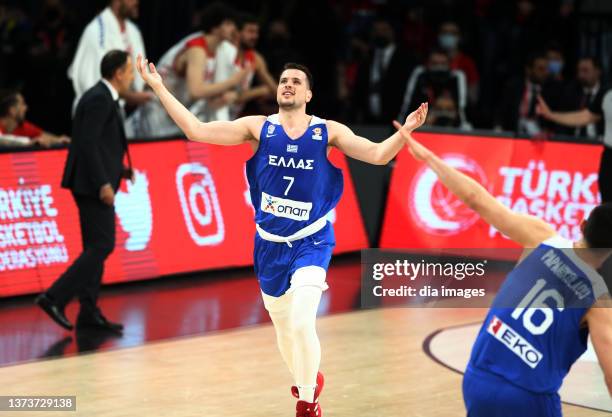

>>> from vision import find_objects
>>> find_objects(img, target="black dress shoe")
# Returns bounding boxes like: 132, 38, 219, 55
34, 294, 73, 330
76, 312, 123, 333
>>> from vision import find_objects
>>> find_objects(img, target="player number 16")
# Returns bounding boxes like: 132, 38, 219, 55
511, 279, 565, 335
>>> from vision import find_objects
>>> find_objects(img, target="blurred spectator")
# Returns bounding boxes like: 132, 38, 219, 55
22, 0, 75, 137
545, 42, 565, 82
0, 3, 32, 87
352, 17, 416, 123
218, 13, 277, 119
0, 88, 70, 148
495, 51, 558, 136
558, 56, 605, 140
68, 0, 151, 111
398, 48, 469, 129
537, 88, 612, 201
132, 2, 248, 137
260, 20, 303, 80
425, 95, 462, 128
437, 21, 479, 103
30, 0, 74, 58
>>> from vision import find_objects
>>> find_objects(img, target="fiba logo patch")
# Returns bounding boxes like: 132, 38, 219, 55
409, 154, 487, 235
312, 127, 322, 140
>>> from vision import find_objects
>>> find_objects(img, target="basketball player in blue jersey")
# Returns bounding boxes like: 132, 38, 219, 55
136, 54, 427, 417
393, 121, 612, 416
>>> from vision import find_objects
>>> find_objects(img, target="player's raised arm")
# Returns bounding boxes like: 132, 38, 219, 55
328, 103, 428, 165
585, 297, 612, 397
136, 55, 257, 145
393, 121, 556, 247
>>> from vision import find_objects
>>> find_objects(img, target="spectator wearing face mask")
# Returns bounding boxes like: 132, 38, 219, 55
352, 17, 416, 123
545, 42, 565, 82
398, 48, 470, 129
437, 21, 479, 103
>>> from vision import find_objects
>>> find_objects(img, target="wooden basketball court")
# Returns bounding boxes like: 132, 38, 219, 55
0, 308, 608, 416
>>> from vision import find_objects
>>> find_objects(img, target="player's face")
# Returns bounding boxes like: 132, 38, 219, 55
12, 94, 27, 124
277, 69, 312, 109
577, 60, 599, 87
116, 57, 135, 94
118, 0, 138, 19
240, 23, 259, 49
529, 58, 549, 84
219, 20, 237, 41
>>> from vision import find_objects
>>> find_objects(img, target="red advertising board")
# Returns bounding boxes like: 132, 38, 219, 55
0, 140, 367, 297
380, 133, 602, 250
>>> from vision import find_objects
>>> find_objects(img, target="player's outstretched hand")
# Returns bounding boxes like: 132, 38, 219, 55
392, 119, 433, 162
136, 55, 163, 91
401, 102, 428, 132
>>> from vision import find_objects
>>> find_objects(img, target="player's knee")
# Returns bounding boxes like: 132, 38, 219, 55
291, 315, 316, 340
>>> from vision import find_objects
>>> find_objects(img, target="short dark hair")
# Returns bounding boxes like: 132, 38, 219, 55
579, 55, 602, 69
0, 88, 20, 117
237, 12, 259, 30
100, 50, 130, 80
525, 51, 547, 68
199, 2, 236, 33
583, 203, 612, 248
282, 63, 314, 89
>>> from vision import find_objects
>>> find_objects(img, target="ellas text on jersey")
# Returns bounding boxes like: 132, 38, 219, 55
268, 155, 314, 170
261, 192, 312, 221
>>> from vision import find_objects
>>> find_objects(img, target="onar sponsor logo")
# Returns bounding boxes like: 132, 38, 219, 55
260, 192, 312, 221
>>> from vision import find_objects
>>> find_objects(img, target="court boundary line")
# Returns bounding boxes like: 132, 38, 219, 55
422, 321, 611, 413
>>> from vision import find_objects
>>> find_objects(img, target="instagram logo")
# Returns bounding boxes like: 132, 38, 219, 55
176, 163, 225, 246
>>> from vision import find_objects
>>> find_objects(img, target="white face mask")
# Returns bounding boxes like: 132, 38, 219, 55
439, 33, 459, 50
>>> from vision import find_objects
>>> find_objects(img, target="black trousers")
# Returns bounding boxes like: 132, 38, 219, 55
599, 146, 612, 203
47, 193, 115, 316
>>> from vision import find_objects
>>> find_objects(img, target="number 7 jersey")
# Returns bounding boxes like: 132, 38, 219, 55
246, 114, 343, 237
467, 235, 609, 394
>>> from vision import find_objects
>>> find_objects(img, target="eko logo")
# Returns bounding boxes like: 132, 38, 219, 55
409, 154, 487, 235
176, 163, 225, 246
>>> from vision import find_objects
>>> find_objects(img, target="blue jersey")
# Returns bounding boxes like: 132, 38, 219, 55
467, 236, 608, 394
246, 114, 343, 237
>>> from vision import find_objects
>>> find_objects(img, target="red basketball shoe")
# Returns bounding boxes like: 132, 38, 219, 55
296, 400, 322, 417
291, 371, 324, 401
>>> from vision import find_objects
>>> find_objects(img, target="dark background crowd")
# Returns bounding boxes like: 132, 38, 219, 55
1, 0, 611, 141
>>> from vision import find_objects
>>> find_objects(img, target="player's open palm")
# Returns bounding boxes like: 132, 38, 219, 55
402, 102, 428, 132
136, 55, 163, 90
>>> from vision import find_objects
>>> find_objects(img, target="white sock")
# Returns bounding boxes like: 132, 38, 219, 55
297, 384, 316, 403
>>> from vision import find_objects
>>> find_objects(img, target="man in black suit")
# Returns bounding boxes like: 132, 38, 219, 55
35, 50, 134, 333
352, 17, 416, 123
495, 51, 561, 136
